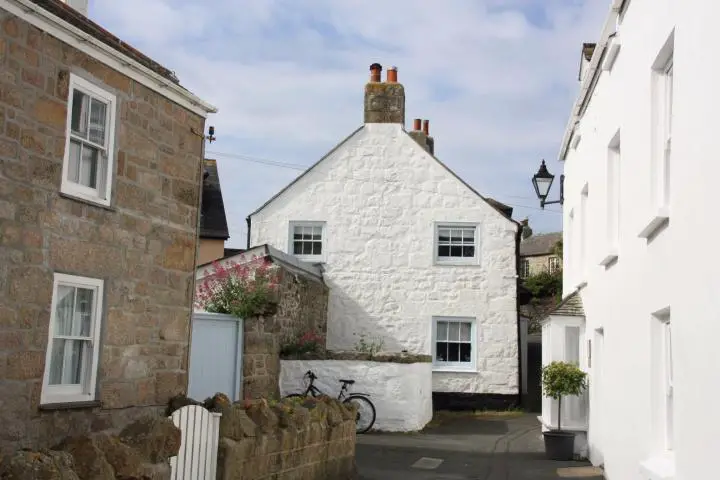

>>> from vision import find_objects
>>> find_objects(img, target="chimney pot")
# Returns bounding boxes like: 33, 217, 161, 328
369, 63, 382, 82
422, 119, 430, 135
387, 66, 398, 83
413, 118, 421, 131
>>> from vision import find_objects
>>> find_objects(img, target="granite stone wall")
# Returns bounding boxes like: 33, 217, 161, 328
217, 397, 356, 480
243, 265, 329, 400
0, 11, 204, 455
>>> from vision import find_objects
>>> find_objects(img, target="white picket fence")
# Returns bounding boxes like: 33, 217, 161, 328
169, 405, 222, 480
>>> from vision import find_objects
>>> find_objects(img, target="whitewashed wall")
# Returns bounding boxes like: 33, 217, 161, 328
559, 0, 719, 479
280, 360, 433, 432
251, 123, 519, 396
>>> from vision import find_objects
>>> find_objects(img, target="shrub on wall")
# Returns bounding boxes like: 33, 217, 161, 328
280, 331, 326, 357
195, 257, 280, 318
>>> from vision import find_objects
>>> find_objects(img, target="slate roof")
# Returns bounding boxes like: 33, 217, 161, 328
247, 126, 518, 226
520, 232, 562, 257
200, 159, 230, 240
29, 0, 179, 83
551, 291, 585, 317
196, 244, 324, 282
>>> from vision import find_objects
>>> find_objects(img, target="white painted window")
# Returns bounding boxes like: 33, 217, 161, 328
548, 256, 561, 273
61, 74, 117, 206
567, 209, 574, 279
432, 316, 476, 371
564, 326, 580, 365
520, 259, 530, 278
289, 221, 325, 260
607, 131, 621, 253
662, 318, 674, 450
41, 274, 104, 405
435, 223, 479, 265
579, 185, 589, 280
651, 38, 674, 212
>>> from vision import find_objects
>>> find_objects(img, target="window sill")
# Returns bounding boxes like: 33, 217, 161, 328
639, 452, 675, 480
39, 400, 101, 411
638, 207, 669, 239
599, 251, 618, 267
59, 191, 114, 211
434, 259, 481, 267
432, 366, 477, 374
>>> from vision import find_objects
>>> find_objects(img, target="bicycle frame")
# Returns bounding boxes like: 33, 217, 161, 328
300, 372, 371, 400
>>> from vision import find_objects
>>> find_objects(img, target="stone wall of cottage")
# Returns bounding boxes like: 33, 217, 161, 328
243, 266, 329, 400
0, 12, 205, 454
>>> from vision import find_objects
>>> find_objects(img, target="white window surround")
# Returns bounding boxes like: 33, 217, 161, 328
640, 32, 674, 240
601, 33, 621, 72
41, 273, 104, 406
548, 256, 561, 273
578, 184, 589, 287
61, 74, 117, 207
288, 221, 326, 262
433, 222, 481, 266
431, 316, 477, 372
601, 130, 621, 267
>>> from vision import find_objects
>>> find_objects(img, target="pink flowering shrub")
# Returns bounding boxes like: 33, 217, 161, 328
195, 257, 280, 318
280, 330, 325, 356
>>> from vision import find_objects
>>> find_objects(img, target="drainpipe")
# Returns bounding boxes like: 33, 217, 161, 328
246, 216, 251, 249
187, 125, 211, 392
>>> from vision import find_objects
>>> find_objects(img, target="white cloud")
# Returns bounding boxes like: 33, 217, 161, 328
90, 0, 609, 245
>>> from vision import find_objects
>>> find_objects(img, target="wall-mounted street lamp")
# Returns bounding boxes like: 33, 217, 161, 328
531, 159, 564, 209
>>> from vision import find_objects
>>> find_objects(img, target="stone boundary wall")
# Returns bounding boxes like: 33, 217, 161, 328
243, 266, 329, 400
280, 359, 433, 432
216, 396, 356, 480
0, 415, 181, 480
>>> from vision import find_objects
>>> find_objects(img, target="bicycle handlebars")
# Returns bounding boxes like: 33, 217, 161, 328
305, 370, 317, 380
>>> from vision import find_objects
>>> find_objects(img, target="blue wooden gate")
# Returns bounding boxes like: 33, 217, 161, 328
188, 312, 243, 402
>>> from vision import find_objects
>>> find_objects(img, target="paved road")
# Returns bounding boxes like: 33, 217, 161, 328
355, 413, 603, 479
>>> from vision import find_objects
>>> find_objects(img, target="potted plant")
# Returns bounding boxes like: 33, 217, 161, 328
541, 361, 588, 460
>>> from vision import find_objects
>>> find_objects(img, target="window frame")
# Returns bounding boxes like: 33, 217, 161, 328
520, 258, 530, 278
433, 222, 481, 266
60, 73, 117, 207
548, 256, 561, 273
41, 273, 104, 406
288, 221, 326, 262
431, 316, 477, 372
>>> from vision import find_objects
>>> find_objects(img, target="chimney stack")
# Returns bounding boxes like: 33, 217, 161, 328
364, 63, 405, 124
409, 118, 434, 155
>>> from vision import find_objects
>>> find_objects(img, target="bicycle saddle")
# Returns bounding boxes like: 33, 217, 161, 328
339, 379, 355, 385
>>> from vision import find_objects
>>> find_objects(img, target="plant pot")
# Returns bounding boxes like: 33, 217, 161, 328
542, 430, 576, 461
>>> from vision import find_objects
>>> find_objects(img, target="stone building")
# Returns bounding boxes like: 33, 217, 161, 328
197, 158, 231, 265
0, 0, 215, 455
519, 225, 562, 278
247, 63, 523, 410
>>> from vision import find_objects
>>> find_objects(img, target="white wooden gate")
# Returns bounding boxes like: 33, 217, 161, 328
169, 405, 222, 480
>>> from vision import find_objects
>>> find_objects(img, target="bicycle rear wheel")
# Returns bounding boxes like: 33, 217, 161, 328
343, 395, 376, 434
283, 393, 306, 399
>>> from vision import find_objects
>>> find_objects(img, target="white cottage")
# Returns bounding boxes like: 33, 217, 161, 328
543, 0, 719, 479
247, 64, 523, 410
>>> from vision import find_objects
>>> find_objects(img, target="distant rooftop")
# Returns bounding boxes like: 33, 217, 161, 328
520, 232, 562, 257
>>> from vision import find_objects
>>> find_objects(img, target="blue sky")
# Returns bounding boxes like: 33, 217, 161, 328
90, 0, 608, 249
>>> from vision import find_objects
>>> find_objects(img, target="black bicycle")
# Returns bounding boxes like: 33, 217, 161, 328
283, 370, 377, 434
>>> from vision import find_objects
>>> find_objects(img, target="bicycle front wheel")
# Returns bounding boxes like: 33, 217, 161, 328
343, 395, 376, 434
283, 393, 306, 400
